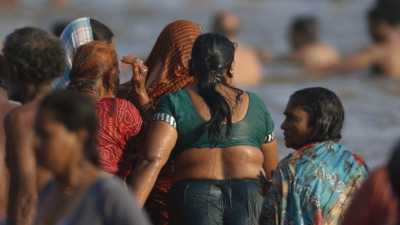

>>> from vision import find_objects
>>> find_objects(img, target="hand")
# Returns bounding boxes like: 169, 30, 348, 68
121, 55, 148, 93
258, 171, 272, 195
121, 55, 151, 108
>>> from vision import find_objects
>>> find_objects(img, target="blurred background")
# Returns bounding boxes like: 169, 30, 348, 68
1, 0, 399, 168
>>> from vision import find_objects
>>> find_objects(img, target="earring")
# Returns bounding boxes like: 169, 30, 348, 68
228, 66, 234, 78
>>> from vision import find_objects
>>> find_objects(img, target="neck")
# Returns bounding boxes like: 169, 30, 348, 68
99, 92, 114, 99
22, 81, 53, 104
97, 85, 115, 100
388, 29, 400, 41
56, 160, 98, 192
295, 41, 318, 51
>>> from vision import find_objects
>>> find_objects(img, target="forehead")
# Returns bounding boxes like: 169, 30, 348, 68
284, 102, 308, 116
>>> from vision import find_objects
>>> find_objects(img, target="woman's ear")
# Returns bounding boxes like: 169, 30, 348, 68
227, 64, 234, 78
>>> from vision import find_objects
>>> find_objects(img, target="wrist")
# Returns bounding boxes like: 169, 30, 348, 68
135, 92, 151, 108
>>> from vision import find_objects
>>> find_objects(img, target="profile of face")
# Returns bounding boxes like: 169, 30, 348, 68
281, 100, 313, 149
35, 110, 86, 176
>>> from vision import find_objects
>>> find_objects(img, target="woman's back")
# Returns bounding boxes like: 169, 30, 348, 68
154, 87, 274, 180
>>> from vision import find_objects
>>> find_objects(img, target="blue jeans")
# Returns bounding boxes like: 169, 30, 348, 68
168, 179, 264, 225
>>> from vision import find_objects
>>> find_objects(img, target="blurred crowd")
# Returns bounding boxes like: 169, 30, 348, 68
0, 0, 399, 225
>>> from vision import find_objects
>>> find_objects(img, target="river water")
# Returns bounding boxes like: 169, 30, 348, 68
1, 0, 399, 168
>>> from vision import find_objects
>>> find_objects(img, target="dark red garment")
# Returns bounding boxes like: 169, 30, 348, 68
341, 167, 398, 225
96, 98, 143, 179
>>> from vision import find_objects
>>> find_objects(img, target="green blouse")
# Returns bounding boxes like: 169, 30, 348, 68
153, 89, 275, 158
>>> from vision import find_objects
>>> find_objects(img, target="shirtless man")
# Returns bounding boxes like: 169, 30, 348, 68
332, 1, 400, 77
3, 27, 65, 225
0, 55, 19, 221
286, 15, 340, 74
212, 10, 265, 86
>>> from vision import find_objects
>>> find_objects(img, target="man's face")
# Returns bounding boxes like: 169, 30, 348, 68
281, 101, 313, 149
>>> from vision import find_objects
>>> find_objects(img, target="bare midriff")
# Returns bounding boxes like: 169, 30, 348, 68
173, 146, 264, 181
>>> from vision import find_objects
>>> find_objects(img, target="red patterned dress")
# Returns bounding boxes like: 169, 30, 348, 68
96, 98, 143, 180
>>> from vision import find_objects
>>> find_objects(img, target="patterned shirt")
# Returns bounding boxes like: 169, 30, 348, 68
260, 142, 368, 225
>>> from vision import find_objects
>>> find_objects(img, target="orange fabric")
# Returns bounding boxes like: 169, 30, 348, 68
341, 167, 398, 225
144, 20, 201, 99
141, 20, 201, 225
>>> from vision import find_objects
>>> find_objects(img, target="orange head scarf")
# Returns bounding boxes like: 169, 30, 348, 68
144, 20, 201, 99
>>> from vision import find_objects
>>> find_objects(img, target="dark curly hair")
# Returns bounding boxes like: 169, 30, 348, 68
3, 27, 66, 86
289, 87, 345, 143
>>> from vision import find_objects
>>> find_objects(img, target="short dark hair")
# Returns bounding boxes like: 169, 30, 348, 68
37, 90, 99, 166
3, 27, 66, 85
290, 15, 319, 43
90, 19, 114, 43
51, 20, 70, 37
369, 0, 400, 26
289, 87, 344, 143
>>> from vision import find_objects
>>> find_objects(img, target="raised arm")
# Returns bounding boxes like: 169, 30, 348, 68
121, 56, 152, 112
129, 121, 177, 207
5, 112, 38, 225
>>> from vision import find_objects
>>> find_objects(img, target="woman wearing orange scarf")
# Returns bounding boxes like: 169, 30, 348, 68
121, 20, 201, 112
121, 20, 202, 225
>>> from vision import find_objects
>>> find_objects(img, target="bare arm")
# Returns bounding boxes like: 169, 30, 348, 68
261, 139, 279, 180
129, 121, 177, 207
5, 112, 37, 225
327, 46, 382, 73
0, 149, 7, 219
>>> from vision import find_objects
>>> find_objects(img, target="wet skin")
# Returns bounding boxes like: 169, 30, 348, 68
5, 84, 52, 225
130, 85, 279, 206
0, 88, 19, 218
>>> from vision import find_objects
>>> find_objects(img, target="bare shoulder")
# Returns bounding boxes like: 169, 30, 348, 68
5, 103, 37, 131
